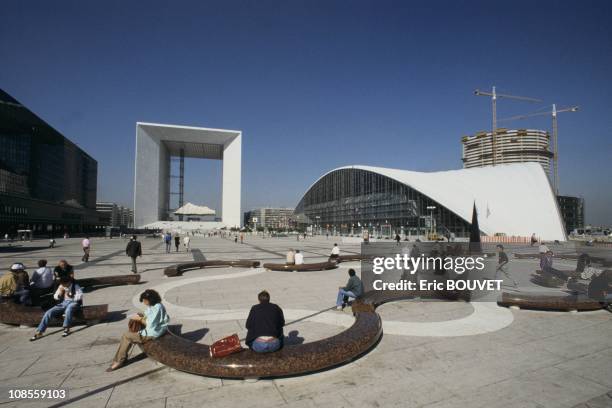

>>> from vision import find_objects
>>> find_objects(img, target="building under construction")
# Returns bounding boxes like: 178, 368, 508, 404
462, 128, 553, 175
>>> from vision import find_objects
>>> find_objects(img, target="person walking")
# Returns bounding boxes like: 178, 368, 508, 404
81, 236, 91, 262
126, 236, 143, 273
164, 232, 172, 253
495, 244, 517, 287
174, 235, 180, 252
183, 235, 191, 252
395, 233, 401, 245
240, 232, 244, 244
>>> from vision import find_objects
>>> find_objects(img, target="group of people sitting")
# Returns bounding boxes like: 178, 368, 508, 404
284, 243, 342, 265
0, 259, 74, 307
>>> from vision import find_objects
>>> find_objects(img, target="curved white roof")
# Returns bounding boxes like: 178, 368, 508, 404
302, 163, 566, 241
174, 202, 216, 216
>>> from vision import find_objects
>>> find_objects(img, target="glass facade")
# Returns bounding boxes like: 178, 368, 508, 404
294, 168, 473, 237
0, 89, 102, 235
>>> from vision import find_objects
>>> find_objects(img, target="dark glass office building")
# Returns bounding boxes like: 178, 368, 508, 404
0, 89, 103, 236
295, 167, 472, 238
556, 195, 585, 234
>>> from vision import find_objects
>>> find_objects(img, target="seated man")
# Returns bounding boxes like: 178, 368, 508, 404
336, 269, 363, 310
30, 276, 83, 340
294, 250, 304, 265
54, 260, 74, 281
0, 266, 18, 301
245, 290, 285, 353
29, 259, 55, 304
329, 243, 340, 261
286, 249, 295, 265
7, 263, 30, 305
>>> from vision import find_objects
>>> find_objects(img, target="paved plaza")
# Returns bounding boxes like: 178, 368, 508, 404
0, 236, 611, 408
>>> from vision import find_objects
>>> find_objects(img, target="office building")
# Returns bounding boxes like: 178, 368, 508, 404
96, 202, 134, 229
556, 195, 585, 234
0, 89, 101, 235
245, 208, 294, 230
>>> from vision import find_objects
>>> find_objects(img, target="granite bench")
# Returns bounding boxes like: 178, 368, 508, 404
336, 254, 370, 263
497, 291, 604, 312
142, 306, 382, 379
164, 260, 261, 277
263, 261, 338, 272
0, 302, 109, 326
78, 274, 141, 288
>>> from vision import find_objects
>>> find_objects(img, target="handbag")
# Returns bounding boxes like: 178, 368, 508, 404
128, 318, 145, 333
209, 333, 243, 358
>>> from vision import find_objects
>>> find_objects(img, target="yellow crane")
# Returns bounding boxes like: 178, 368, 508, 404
474, 86, 542, 166
499, 104, 579, 195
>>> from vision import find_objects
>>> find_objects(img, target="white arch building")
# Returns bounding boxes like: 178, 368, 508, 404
295, 162, 566, 241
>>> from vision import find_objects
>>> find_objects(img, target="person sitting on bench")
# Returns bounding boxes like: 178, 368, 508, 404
329, 243, 340, 262
245, 290, 285, 353
336, 269, 363, 310
30, 276, 83, 340
286, 249, 295, 265
107, 289, 169, 371
54, 260, 74, 281
29, 260, 54, 304
294, 250, 304, 265
1, 263, 30, 304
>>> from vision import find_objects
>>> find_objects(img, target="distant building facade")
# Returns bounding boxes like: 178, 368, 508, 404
0, 89, 103, 236
462, 129, 552, 175
96, 202, 134, 229
245, 208, 294, 230
556, 195, 585, 234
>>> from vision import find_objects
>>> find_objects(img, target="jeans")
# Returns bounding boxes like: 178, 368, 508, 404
13, 288, 30, 305
251, 338, 281, 353
82, 247, 90, 262
37, 300, 80, 332
336, 289, 357, 306
130, 257, 138, 273
165, 242, 171, 253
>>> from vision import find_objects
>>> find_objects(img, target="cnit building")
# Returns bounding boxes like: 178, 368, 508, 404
0, 89, 103, 236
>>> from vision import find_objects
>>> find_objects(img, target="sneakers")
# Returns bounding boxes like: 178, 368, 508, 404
62, 328, 70, 337
29, 332, 42, 342
336, 306, 343, 310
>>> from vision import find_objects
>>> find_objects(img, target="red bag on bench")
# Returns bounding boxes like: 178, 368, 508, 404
209, 334, 243, 358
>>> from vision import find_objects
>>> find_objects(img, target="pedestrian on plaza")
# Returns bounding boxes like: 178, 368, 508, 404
286, 249, 295, 265
530, 233, 538, 247
53, 260, 74, 283
49, 238, 56, 248
395, 233, 401, 245
174, 235, 180, 252
164, 232, 172, 253
126, 235, 143, 274
245, 290, 285, 353
294, 250, 304, 265
81, 236, 91, 262
335, 269, 363, 310
30, 276, 83, 340
106, 289, 169, 371
495, 244, 517, 287
329, 243, 340, 262
183, 235, 190, 252
240, 232, 244, 244
29, 259, 54, 304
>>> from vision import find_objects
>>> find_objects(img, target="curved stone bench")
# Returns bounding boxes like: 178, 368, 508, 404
336, 254, 370, 263
78, 274, 141, 288
263, 262, 338, 272
0, 302, 109, 326
497, 291, 604, 312
142, 308, 381, 379
164, 260, 261, 277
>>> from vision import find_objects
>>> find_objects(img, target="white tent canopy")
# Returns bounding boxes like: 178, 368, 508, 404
174, 202, 216, 216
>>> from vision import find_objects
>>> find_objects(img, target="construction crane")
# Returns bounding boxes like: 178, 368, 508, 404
474, 86, 542, 166
499, 104, 579, 195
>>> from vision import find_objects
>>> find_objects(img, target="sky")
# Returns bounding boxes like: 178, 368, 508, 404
1, 0, 611, 224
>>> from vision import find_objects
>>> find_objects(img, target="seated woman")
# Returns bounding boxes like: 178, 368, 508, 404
30, 276, 83, 340
245, 290, 285, 353
107, 289, 169, 371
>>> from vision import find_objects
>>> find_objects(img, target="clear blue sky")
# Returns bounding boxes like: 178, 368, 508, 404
1, 0, 611, 224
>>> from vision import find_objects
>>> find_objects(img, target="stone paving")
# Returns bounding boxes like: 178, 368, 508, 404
0, 236, 610, 407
